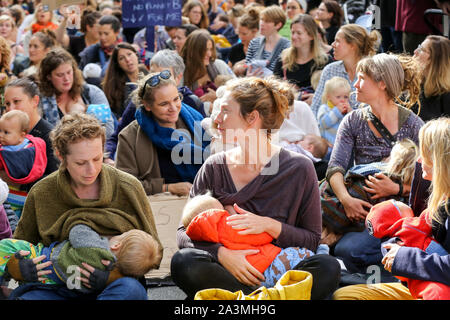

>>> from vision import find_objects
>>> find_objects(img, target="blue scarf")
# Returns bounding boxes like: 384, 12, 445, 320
135, 103, 210, 182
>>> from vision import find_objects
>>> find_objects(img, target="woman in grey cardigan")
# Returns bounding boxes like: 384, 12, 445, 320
171, 77, 341, 300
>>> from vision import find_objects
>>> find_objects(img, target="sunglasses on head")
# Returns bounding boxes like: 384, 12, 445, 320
141, 70, 172, 98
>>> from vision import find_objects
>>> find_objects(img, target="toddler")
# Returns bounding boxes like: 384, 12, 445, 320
317, 76, 351, 157
0, 224, 161, 293
0, 110, 31, 151
0, 110, 47, 218
182, 193, 328, 288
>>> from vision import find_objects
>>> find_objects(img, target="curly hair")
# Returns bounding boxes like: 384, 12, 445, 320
0, 35, 11, 71
38, 48, 84, 99
50, 112, 105, 166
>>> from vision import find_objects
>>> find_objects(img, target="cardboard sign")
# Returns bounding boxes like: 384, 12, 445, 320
145, 193, 188, 280
121, 0, 182, 28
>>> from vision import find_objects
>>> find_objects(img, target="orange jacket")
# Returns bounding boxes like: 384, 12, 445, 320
186, 209, 281, 273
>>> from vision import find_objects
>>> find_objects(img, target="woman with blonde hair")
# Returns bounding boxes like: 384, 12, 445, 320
325, 53, 424, 275
273, 13, 331, 103
0, 14, 24, 60
182, 0, 210, 30
412, 35, 450, 122
310, 24, 381, 116
334, 117, 450, 300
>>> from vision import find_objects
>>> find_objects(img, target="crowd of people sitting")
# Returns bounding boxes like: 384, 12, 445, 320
0, 0, 448, 301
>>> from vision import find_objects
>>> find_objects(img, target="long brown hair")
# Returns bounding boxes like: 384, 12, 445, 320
102, 42, 139, 115
181, 29, 216, 89
38, 48, 84, 99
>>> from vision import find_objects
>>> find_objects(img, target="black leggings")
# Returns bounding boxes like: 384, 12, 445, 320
170, 248, 341, 300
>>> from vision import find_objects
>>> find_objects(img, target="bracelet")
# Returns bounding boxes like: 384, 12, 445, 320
397, 181, 403, 196
165, 184, 169, 193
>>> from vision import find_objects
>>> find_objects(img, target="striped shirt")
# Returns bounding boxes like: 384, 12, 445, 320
245, 36, 291, 71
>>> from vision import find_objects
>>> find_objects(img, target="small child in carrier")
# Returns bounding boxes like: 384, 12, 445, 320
0, 110, 47, 218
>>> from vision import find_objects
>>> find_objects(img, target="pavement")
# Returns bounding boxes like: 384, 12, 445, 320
147, 285, 187, 300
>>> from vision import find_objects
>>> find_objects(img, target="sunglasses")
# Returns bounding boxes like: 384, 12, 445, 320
141, 70, 172, 98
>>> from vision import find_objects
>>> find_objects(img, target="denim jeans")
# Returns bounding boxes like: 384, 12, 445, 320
8, 277, 147, 300
333, 229, 383, 274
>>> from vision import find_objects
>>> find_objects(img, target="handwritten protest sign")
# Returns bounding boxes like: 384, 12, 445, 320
122, 0, 183, 28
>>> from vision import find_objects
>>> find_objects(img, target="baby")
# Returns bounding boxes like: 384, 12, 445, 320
321, 139, 419, 239
183, 193, 327, 287
0, 110, 31, 150
317, 76, 351, 158
281, 134, 329, 162
0, 225, 161, 293
366, 200, 450, 300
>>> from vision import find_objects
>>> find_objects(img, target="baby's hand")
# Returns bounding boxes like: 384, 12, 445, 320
336, 101, 350, 114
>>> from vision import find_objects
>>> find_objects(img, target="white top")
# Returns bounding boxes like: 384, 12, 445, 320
276, 100, 320, 144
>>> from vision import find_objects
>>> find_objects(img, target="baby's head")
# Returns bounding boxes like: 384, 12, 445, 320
214, 74, 234, 88
109, 229, 162, 278
299, 134, 329, 159
181, 192, 224, 228
321, 76, 351, 106
68, 102, 87, 115
384, 139, 418, 186
366, 199, 414, 238
0, 110, 29, 146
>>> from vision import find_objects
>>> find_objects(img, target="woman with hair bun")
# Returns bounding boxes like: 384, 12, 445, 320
228, 7, 260, 73
171, 76, 341, 300
310, 24, 381, 117
326, 53, 424, 275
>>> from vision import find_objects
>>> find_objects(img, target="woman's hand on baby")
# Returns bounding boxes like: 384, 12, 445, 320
6, 250, 52, 282
218, 246, 264, 287
342, 196, 372, 222
227, 204, 268, 235
363, 173, 400, 200
227, 204, 282, 238
77, 259, 113, 290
